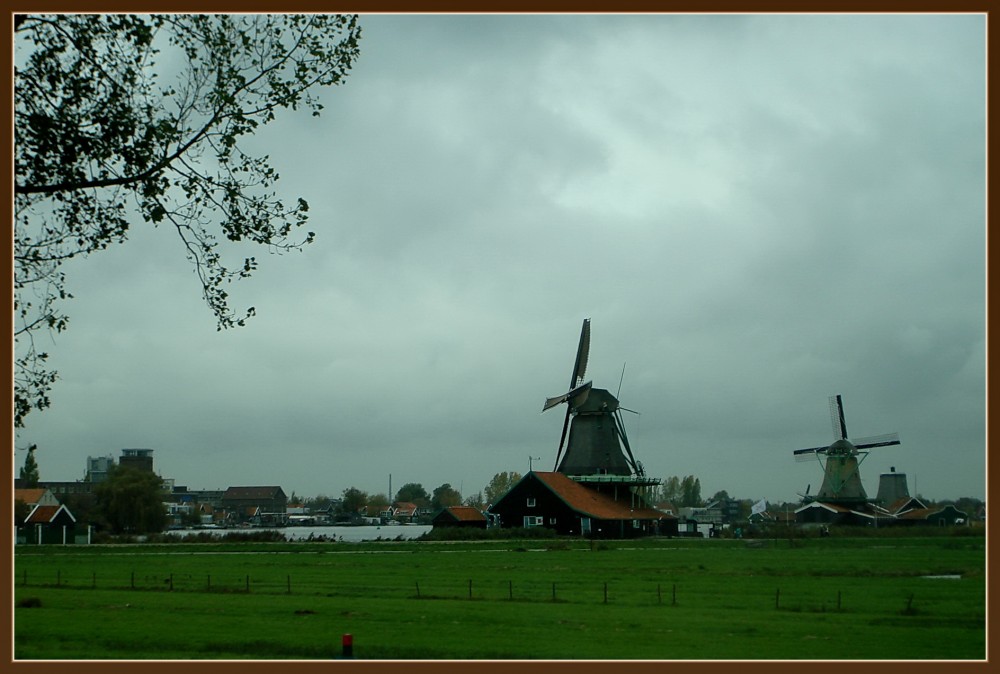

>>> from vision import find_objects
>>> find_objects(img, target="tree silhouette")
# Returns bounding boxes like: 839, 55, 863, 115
483, 471, 521, 506
431, 483, 462, 511
14, 14, 362, 427
395, 483, 431, 507
94, 465, 168, 534
19, 445, 40, 487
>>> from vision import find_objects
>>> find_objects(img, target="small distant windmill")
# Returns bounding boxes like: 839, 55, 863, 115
542, 319, 643, 477
793, 394, 900, 505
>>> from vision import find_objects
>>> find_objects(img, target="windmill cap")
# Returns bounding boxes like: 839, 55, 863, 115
573, 387, 620, 413
828, 438, 856, 454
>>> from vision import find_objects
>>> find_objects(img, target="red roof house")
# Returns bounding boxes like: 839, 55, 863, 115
489, 471, 675, 538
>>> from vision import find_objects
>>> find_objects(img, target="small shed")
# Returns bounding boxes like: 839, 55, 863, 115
23, 504, 78, 544
432, 506, 488, 529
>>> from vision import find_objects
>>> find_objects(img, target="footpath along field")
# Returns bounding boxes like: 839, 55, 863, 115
13, 534, 985, 660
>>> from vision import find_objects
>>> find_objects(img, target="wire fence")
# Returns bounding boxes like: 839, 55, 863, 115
18, 567, 882, 613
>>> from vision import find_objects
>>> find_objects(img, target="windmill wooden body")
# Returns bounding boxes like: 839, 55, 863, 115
542, 319, 658, 502
794, 394, 901, 507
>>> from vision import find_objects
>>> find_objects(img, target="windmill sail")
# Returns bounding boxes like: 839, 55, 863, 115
542, 381, 592, 412
830, 394, 848, 440
853, 433, 901, 450
570, 318, 590, 389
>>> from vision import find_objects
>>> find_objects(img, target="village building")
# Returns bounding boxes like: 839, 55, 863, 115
892, 501, 969, 527
794, 500, 894, 527
392, 502, 420, 523
221, 486, 288, 525
432, 505, 488, 529
490, 471, 675, 538
15, 488, 84, 544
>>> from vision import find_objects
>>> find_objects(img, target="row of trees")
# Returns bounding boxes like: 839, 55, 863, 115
293, 472, 710, 522
652, 475, 704, 507
298, 471, 525, 520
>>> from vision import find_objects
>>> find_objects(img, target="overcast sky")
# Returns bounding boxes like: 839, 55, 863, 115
16, 13, 986, 504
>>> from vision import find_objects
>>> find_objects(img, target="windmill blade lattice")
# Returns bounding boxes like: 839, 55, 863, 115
830, 394, 848, 440
571, 318, 590, 389
853, 433, 901, 450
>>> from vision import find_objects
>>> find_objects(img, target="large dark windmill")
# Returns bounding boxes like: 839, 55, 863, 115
542, 319, 647, 479
793, 394, 901, 505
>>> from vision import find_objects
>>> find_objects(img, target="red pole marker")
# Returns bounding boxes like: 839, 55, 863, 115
342, 633, 354, 659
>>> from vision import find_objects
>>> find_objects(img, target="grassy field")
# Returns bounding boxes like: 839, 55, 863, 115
13, 534, 986, 660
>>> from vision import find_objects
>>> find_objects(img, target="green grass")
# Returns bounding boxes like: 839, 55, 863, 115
13, 535, 986, 660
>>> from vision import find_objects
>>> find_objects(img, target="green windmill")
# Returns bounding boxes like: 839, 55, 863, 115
794, 394, 901, 505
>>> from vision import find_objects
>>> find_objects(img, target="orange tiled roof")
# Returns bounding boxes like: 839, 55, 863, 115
393, 502, 418, 515
14, 488, 47, 505
25, 504, 75, 524
441, 506, 487, 522
887, 496, 926, 514
532, 472, 667, 521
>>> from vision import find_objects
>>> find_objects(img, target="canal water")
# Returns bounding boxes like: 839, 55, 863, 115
172, 524, 433, 542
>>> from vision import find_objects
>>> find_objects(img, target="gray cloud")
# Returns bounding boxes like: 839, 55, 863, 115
19, 13, 985, 504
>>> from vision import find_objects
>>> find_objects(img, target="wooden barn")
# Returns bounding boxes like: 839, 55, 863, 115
432, 505, 488, 529
489, 471, 675, 539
